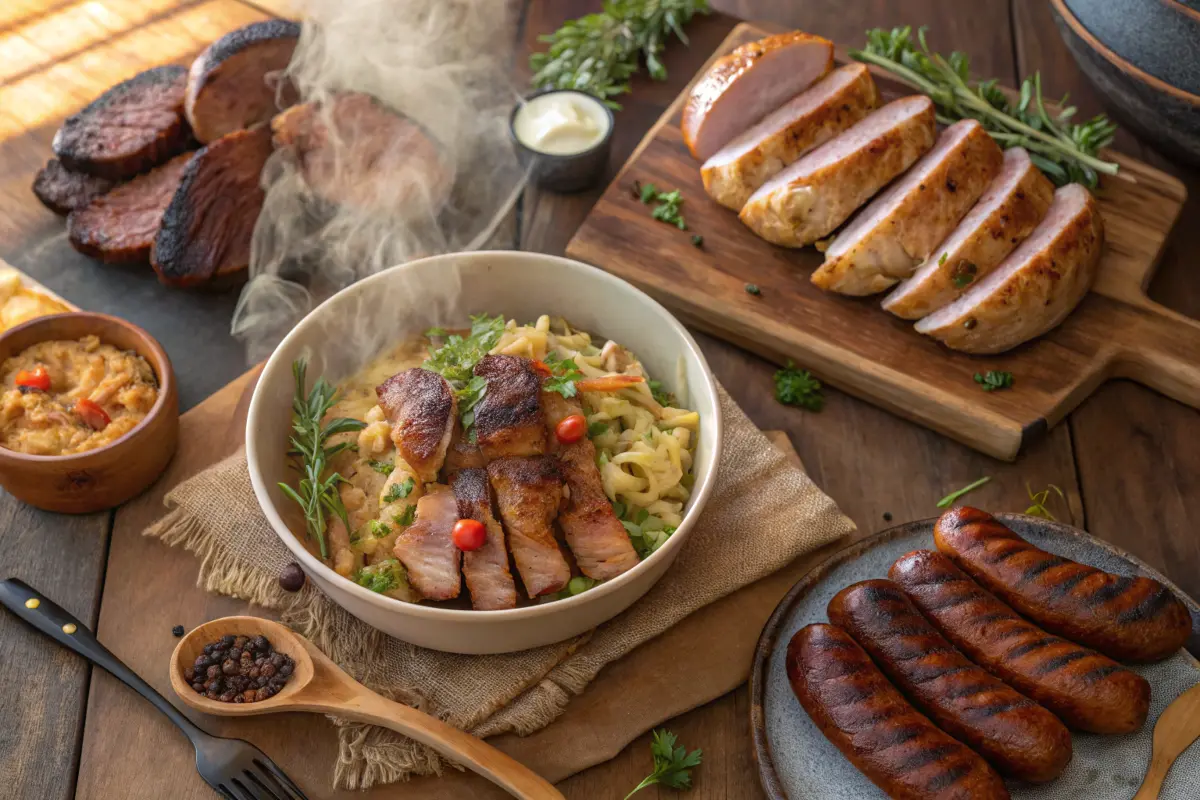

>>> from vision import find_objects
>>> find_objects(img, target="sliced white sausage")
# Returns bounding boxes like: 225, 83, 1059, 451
811, 119, 1003, 295
914, 184, 1103, 353
739, 96, 936, 248
884, 147, 1054, 319
701, 63, 878, 211
682, 31, 833, 162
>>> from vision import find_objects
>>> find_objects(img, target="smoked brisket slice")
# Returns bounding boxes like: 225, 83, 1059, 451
186, 19, 300, 144
33, 159, 116, 215
66, 152, 193, 264
52, 65, 191, 181
152, 126, 273, 287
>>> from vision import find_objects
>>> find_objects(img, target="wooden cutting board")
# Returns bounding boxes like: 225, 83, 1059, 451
566, 22, 1198, 461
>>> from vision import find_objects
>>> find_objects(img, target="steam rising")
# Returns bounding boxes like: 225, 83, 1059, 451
231, 0, 528, 360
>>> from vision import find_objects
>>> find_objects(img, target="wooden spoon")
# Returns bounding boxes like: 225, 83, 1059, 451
170, 616, 564, 799
1132, 682, 1200, 800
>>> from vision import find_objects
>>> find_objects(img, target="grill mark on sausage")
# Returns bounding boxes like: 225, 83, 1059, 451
1005, 636, 1059, 659
910, 664, 974, 685
922, 591, 976, 613
1017, 555, 1070, 585
941, 681, 995, 700
894, 645, 956, 661
1082, 664, 1126, 683
870, 724, 926, 750
925, 762, 972, 793
896, 743, 957, 773
962, 697, 1033, 719
855, 705, 907, 727
992, 625, 1032, 643
1116, 585, 1174, 623
912, 572, 961, 585
823, 681, 876, 707
981, 545, 1024, 566
1031, 649, 1090, 675
860, 583, 906, 603
1042, 568, 1092, 600
806, 633, 856, 652
1085, 575, 1137, 606
969, 611, 1012, 626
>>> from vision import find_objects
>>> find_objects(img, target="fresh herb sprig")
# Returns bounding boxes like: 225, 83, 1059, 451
936, 476, 992, 508
774, 362, 825, 411
1025, 483, 1066, 520
624, 729, 703, 798
530, 0, 711, 109
851, 26, 1119, 187
423, 314, 506, 437
635, 181, 688, 230
278, 360, 366, 559
543, 355, 585, 398
975, 370, 1014, 392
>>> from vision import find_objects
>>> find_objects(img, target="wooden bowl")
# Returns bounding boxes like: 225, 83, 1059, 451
0, 312, 178, 513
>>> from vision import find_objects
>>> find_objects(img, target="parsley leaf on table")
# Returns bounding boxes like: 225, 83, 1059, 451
974, 370, 1014, 392
624, 729, 703, 798
774, 361, 825, 411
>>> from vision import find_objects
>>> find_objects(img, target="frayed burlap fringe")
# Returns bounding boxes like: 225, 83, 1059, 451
145, 386, 855, 789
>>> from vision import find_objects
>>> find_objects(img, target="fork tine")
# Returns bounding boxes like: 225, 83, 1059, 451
215, 786, 238, 800
228, 777, 259, 800
244, 770, 284, 800
256, 758, 309, 800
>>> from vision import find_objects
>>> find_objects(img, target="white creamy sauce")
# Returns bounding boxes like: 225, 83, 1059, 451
513, 92, 609, 155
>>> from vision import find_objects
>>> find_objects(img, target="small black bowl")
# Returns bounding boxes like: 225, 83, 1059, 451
509, 89, 615, 193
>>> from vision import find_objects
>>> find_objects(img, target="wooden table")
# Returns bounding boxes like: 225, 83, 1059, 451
0, 1, 1197, 798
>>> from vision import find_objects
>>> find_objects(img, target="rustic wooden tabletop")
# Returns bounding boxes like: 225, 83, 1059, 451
0, 1, 1197, 799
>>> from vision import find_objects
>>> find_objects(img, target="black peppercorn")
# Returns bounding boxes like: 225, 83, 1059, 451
278, 563, 306, 592
172, 625, 185, 637
883, 511, 893, 522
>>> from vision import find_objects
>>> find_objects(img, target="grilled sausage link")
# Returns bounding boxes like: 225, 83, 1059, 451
827, 580, 1071, 782
889, 550, 1150, 734
934, 507, 1191, 663
787, 624, 1010, 800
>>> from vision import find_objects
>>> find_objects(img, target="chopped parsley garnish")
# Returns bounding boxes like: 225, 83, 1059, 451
367, 520, 391, 538
624, 730, 702, 798
744, 283, 762, 296
368, 459, 394, 476
691, 234, 703, 248
647, 379, 675, 407
543, 356, 584, 398
422, 313, 506, 386
952, 261, 978, 288
456, 375, 488, 435
588, 420, 611, 437
353, 560, 406, 594
774, 361, 824, 411
424, 326, 447, 337
383, 477, 415, 504
938, 252, 948, 266
974, 370, 1014, 392
393, 504, 417, 527
637, 182, 687, 230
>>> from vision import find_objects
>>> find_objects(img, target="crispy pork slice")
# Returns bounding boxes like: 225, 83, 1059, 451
487, 456, 569, 598
740, 96, 936, 248
473, 355, 548, 460
67, 152, 192, 265
186, 19, 300, 144
701, 63, 878, 211
52, 65, 191, 180
883, 147, 1055, 319
682, 31, 833, 162
152, 126, 273, 287
542, 390, 639, 580
812, 119, 1003, 295
914, 184, 1104, 353
444, 417, 487, 479
453, 468, 518, 610
392, 485, 461, 601
375, 368, 456, 483
33, 160, 116, 216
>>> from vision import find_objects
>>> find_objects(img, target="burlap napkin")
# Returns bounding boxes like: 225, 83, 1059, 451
146, 386, 855, 789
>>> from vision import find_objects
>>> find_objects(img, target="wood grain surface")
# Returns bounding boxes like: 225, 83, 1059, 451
0, 2, 1197, 800
566, 23, 1195, 462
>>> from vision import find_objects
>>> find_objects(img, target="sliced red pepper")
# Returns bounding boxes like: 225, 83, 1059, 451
75, 398, 111, 430
530, 360, 552, 378
575, 375, 645, 393
14, 365, 50, 392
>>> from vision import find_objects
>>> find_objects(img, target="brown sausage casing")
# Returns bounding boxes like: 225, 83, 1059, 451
889, 549, 1150, 734
827, 580, 1072, 782
934, 507, 1191, 663
786, 623, 1010, 800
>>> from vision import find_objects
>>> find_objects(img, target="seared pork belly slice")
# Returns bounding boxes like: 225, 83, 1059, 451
542, 390, 638, 580
884, 147, 1054, 319
453, 468, 518, 610
914, 184, 1103, 353
53, 65, 191, 181
487, 456, 570, 598
813, 119, 1003, 295
33, 160, 116, 216
186, 19, 300, 144
444, 418, 487, 479
473, 355, 548, 460
682, 31, 833, 162
152, 126, 273, 287
740, 96, 936, 248
392, 485, 461, 601
67, 152, 192, 264
375, 368, 456, 483
271, 92, 449, 213
701, 63, 878, 211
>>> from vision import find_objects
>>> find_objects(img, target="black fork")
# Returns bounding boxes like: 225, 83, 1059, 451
0, 578, 308, 800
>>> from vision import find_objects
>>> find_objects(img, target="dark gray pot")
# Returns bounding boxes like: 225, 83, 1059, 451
1051, 0, 1200, 165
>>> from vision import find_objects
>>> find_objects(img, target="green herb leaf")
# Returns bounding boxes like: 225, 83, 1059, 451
641, 184, 688, 230
543, 356, 585, 398
367, 520, 391, 539
646, 378, 675, 407
422, 313, 506, 387
938, 252, 948, 266
383, 477, 415, 504
588, 420, 611, 437
353, 559, 406, 594
640, 181, 658, 204
624, 729, 703, 798
745, 283, 762, 296
567, 576, 597, 595
952, 261, 978, 288
936, 476, 992, 508
424, 326, 447, 337
1024, 483, 1066, 520
611, 500, 627, 520
974, 370, 1014, 392
368, 459, 394, 476
691, 234, 703, 248
774, 361, 824, 411
393, 504, 417, 527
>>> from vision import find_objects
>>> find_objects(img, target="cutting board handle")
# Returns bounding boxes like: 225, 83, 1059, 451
1110, 299, 1200, 407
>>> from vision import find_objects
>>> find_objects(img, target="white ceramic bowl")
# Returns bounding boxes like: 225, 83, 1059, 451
246, 251, 722, 653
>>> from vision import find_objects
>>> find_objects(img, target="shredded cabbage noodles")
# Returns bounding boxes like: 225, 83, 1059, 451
492, 315, 699, 557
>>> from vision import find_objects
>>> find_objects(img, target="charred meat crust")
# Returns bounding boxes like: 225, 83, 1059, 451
53, 65, 191, 181
151, 125, 273, 287
198, 19, 300, 69
487, 455, 569, 597
32, 159, 116, 215
473, 355, 548, 458
375, 368, 455, 483
452, 467, 491, 518
66, 152, 193, 264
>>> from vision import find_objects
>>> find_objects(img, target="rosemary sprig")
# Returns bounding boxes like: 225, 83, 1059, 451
277, 359, 366, 559
851, 26, 1119, 188
529, 0, 711, 109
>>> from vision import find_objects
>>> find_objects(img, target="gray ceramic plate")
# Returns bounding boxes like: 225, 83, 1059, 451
750, 514, 1200, 799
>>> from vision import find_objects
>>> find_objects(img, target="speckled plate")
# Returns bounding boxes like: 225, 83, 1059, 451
749, 514, 1200, 799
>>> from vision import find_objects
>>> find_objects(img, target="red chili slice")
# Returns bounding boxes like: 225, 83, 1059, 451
75, 398, 111, 430
14, 365, 50, 392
